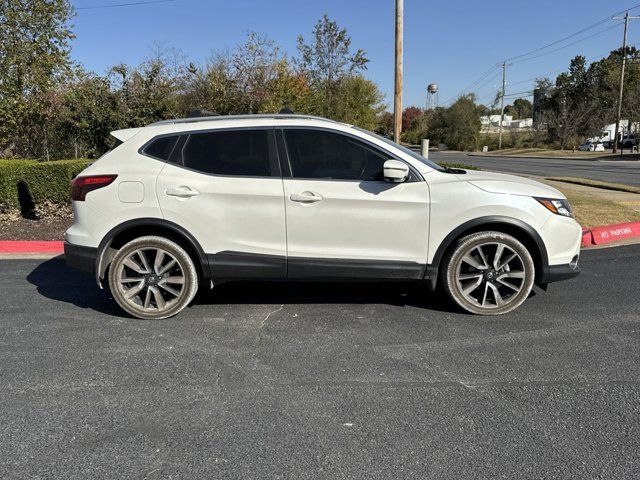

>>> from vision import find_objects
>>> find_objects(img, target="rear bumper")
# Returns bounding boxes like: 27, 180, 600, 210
64, 241, 97, 276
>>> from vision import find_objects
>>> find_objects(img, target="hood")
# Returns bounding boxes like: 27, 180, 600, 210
460, 170, 565, 199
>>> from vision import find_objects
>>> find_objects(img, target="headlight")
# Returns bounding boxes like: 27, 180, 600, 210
534, 197, 573, 217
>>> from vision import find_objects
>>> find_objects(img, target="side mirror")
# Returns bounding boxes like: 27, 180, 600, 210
383, 160, 409, 183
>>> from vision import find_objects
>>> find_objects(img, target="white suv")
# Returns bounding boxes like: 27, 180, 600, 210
65, 114, 581, 319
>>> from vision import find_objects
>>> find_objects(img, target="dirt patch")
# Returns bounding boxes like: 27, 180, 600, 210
0, 215, 72, 240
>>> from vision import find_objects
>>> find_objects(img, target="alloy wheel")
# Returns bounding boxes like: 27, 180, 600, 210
115, 247, 186, 313
454, 242, 527, 310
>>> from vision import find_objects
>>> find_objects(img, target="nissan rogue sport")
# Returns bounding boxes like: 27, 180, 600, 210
64, 114, 581, 319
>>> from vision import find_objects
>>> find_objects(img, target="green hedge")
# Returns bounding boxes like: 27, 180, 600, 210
0, 159, 91, 212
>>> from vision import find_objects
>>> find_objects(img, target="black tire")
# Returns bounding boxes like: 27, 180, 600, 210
108, 235, 198, 320
441, 231, 535, 315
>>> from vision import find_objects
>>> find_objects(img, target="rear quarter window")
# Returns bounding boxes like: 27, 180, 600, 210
142, 135, 179, 160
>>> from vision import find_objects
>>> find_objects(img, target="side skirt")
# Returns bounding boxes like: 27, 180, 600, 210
207, 251, 427, 283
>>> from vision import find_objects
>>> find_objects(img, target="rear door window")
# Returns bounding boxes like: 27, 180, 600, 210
181, 129, 273, 177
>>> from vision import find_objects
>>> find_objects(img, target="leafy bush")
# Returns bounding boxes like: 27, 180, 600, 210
0, 159, 90, 215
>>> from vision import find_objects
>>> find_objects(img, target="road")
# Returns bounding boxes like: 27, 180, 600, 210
2, 246, 640, 479
428, 151, 640, 186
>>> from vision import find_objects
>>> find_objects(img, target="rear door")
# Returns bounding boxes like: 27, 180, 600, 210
279, 128, 430, 279
154, 128, 287, 281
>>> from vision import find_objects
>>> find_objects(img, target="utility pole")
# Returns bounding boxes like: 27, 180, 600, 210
498, 61, 507, 150
612, 11, 640, 153
394, 0, 403, 143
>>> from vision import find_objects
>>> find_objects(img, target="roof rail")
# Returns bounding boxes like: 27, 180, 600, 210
149, 114, 346, 127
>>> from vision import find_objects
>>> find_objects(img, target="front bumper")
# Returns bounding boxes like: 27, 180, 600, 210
64, 241, 97, 276
540, 254, 581, 284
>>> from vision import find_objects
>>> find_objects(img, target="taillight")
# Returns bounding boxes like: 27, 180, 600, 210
71, 175, 117, 201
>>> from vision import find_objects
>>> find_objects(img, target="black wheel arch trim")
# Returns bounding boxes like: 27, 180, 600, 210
426, 216, 550, 288
95, 218, 211, 285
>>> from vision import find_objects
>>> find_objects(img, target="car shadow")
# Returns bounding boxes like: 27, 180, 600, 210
28, 256, 459, 315
199, 280, 456, 312
26, 256, 124, 316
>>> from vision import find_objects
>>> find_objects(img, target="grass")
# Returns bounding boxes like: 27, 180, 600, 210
438, 162, 479, 170
545, 185, 640, 228
479, 148, 640, 160
547, 177, 640, 194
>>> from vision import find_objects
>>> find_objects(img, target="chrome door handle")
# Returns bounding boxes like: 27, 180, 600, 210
166, 186, 200, 198
290, 191, 323, 203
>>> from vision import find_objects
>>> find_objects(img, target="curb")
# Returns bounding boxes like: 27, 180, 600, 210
0, 241, 64, 254
581, 222, 640, 247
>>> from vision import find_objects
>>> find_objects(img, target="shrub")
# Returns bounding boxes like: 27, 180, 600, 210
0, 159, 91, 216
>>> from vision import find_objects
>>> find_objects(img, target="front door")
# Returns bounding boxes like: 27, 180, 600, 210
156, 128, 287, 281
280, 128, 430, 280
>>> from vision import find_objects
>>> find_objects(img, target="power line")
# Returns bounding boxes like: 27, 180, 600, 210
449, 3, 640, 106
504, 2, 640, 62
75, 0, 176, 10
508, 41, 640, 88
459, 66, 499, 94
510, 23, 620, 65
440, 66, 499, 106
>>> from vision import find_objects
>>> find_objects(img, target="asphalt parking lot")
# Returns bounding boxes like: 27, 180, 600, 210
1, 245, 640, 479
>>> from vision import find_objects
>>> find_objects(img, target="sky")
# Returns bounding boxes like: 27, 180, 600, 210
69, 0, 640, 109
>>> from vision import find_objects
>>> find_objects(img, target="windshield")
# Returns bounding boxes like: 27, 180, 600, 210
353, 127, 445, 171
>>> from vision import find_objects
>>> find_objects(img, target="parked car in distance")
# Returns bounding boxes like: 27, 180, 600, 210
579, 140, 605, 152
621, 134, 637, 148
65, 114, 582, 319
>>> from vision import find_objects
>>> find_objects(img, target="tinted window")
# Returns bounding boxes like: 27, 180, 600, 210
144, 135, 179, 160
284, 129, 392, 180
354, 126, 445, 172
182, 130, 271, 176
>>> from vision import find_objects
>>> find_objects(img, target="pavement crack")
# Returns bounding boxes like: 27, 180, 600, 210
256, 304, 284, 345
260, 304, 284, 329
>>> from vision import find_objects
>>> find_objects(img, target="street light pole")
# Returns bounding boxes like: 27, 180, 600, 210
394, 0, 403, 143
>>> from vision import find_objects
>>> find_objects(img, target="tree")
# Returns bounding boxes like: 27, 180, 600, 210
375, 111, 394, 137
402, 106, 423, 131
233, 32, 283, 114
545, 56, 601, 148
0, 0, 74, 157
428, 95, 481, 150
332, 76, 385, 131
57, 72, 120, 158
512, 98, 533, 119
296, 14, 369, 118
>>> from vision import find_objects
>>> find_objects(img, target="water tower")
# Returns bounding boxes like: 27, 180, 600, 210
427, 83, 439, 109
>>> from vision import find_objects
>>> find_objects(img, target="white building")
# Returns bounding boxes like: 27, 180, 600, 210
480, 114, 513, 127
510, 118, 533, 129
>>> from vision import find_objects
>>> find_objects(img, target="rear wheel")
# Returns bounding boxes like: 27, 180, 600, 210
108, 236, 198, 320
442, 231, 535, 315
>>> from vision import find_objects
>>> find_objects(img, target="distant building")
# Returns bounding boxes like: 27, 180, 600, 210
510, 118, 533, 129
480, 114, 513, 127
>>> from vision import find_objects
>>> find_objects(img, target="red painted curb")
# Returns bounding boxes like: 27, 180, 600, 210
581, 228, 593, 248
0, 241, 64, 254
590, 221, 640, 245
581, 221, 640, 247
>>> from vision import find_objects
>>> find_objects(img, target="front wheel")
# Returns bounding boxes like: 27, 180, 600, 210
108, 236, 199, 320
442, 231, 535, 315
